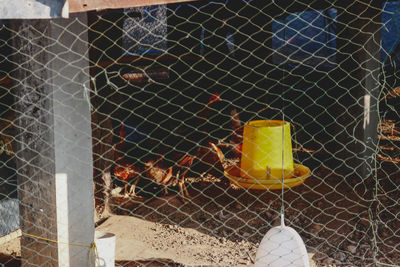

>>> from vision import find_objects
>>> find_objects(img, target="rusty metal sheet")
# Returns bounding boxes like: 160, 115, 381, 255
68, 0, 198, 13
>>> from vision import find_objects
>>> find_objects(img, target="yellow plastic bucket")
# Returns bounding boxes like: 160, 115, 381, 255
240, 120, 294, 180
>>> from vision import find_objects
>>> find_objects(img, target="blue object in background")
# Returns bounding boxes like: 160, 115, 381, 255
0, 198, 19, 237
272, 2, 400, 67
272, 9, 336, 68
382, 1, 400, 62
124, 122, 149, 143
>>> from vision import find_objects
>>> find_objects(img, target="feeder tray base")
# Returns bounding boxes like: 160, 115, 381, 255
225, 163, 310, 190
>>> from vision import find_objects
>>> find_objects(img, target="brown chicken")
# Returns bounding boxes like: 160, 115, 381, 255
175, 141, 228, 194
112, 90, 235, 199
198, 91, 243, 158
143, 157, 175, 196
142, 146, 193, 200
228, 107, 243, 158
112, 123, 143, 197
113, 161, 141, 197
113, 125, 189, 199
145, 140, 226, 202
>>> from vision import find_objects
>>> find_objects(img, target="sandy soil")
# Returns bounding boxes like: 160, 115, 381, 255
96, 214, 317, 266
0, 230, 20, 257
0, 217, 316, 267
1, 146, 399, 266
97, 215, 255, 266
106, 160, 399, 267
0, 161, 398, 267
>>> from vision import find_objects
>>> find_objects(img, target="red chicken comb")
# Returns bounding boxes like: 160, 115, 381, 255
119, 123, 126, 138
208, 92, 221, 105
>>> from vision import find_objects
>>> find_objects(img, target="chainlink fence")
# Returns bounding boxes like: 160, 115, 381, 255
1, 0, 400, 266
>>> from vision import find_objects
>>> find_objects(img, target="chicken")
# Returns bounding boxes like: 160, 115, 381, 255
113, 123, 190, 199
112, 122, 146, 197
137, 142, 192, 199
198, 91, 243, 159
113, 123, 126, 162
229, 107, 243, 158
198, 92, 233, 143
143, 157, 174, 194
111, 90, 237, 200
143, 139, 226, 202
173, 141, 228, 195
113, 161, 141, 197
190, 142, 227, 184
156, 91, 237, 192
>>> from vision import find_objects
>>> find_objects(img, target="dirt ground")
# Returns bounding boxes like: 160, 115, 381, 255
0, 218, 316, 267
0, 157, 399, 266
98, 214, 258, 266
96, 214, 318, 267
103, 160, 399, 267
93, 120, 399, 267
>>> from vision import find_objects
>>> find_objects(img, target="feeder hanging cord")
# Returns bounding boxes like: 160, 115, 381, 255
22, 232, 100, 267
281, 112, 286, 230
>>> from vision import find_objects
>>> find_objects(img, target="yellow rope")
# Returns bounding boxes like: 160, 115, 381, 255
22, 232, 100, 267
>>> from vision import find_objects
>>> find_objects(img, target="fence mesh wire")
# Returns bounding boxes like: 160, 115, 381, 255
1, 0, 400, 266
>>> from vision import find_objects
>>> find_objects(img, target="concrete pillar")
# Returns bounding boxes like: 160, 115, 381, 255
12, 13, 94, 267
332, 1, 381, 179
51, 13, 95, 267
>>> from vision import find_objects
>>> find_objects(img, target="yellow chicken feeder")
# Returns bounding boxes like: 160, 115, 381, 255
225, 120, 310, 190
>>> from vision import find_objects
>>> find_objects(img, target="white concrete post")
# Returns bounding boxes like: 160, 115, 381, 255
50, 13, 95, 267
12, 12, 94, 267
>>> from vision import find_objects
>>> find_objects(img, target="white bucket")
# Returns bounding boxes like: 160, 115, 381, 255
95, 231, 116, 267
